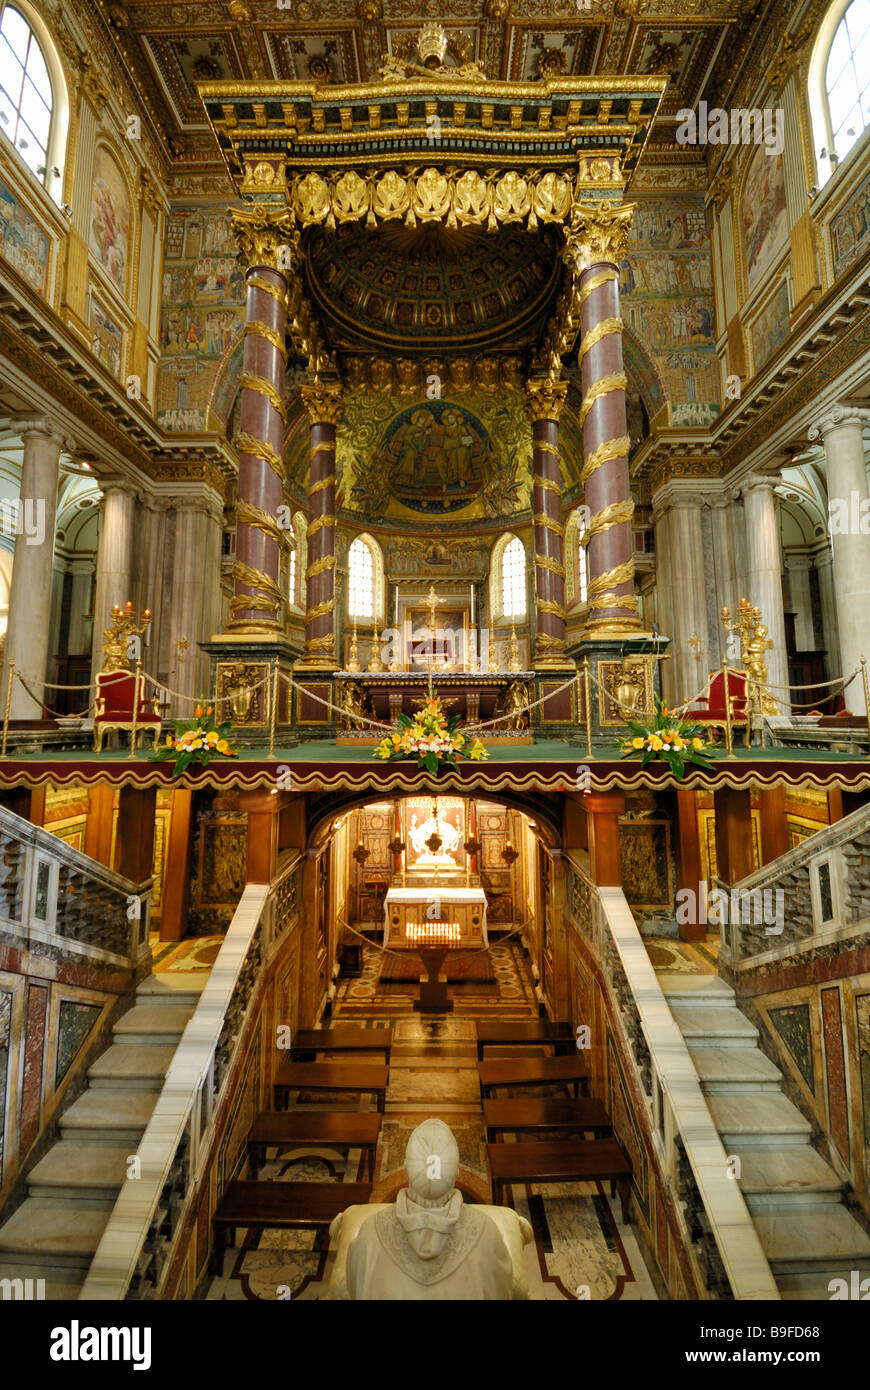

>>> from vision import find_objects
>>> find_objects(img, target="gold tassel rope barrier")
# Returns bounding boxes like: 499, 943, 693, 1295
335, 913, 536, 962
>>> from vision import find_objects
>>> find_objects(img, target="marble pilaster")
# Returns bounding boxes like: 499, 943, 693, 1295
165, 491, 224, 714
784, 554, 815, 652
650, 482, 709, 703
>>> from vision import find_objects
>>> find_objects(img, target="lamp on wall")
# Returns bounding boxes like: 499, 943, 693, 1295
352, 839, 371, 866
424, 798, 443, 854
501, 839, 519, 867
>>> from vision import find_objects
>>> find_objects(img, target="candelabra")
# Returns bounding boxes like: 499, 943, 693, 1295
347, 617, 360, 672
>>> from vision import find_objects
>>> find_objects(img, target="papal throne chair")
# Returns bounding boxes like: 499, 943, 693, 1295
685, 668, 750, 741
93, 670, 162, 752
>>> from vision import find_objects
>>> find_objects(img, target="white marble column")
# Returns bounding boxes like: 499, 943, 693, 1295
90, 480, 137, 679
740, 473, 789, 704
784, 554, 815, 651
651, 481, 709, 703
2, 418, 63, 719
651, 494, 675, 705
809, 405, 870, 713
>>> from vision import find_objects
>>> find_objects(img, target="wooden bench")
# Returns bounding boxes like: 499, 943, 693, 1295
211, 1180, 372, 1275
476, 1020, 574, 1061
478, 1055, 589, 1101
487, 1139, 632, 1223
290, 1025, 393, 1063
247, 1110, 382, 1180
273, 1061, 389, 1112
483, 1097, 612, 1143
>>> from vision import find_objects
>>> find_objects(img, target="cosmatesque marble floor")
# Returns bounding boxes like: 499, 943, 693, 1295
204, 942, 658, 1302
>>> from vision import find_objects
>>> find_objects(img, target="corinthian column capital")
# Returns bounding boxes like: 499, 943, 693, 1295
808, 403, 870, 443
11, 416, 67, 449
524, 377, 568, 423
231, 205, 296, 274
563, 199, 634, 273
301, 380, 345, 427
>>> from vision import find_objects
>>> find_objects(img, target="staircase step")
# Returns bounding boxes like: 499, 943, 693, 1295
707, 1093, 813, 1146
59, 1088, 157, 1143
734, 1147, 844, 1205
670, 1005, 758, 1046
113, 1003, 193, 1043
0, 1198, 112, 1267
27, 1142, 130, 1200
777, 1269, 870, 1300
657, 973, 735, 1006
0, 1260, 86, 1301
753, 1204, 870, 1274
87, 1042, 176, 1089
687, 1046, 782, 1092
136, 972, 206, 1007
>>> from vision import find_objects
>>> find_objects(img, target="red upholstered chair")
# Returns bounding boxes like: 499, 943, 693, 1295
685, 669, 750, 735
93, 670, 162, 752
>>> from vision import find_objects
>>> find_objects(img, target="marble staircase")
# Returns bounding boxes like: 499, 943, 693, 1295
0, 971, 204, 1301
659, 973, 870, 1300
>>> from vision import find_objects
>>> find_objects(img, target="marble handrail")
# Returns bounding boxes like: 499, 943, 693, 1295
79, 852, 302, 1300
566, 855, 779, 1300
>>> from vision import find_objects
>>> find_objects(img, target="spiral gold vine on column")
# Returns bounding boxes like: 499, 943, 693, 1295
247, 273, 289, 309
243, 320, 287, 359
536, 597, 566, 618
576, 268, 619, 309
588, 592, 638, 613
230, 593, 280, 614
533, 475, 561, 495
232, 560, 281, 598
578, 316, 624, 362
583, 498, 635, 543
579, 434, 631, 488
308, 515, 336, 537
306, 554, 336, 579
236, 500, 290, 549
305, 599, 336, 623
240, 372, 287, 423
536, 632, 566, 650
536, 555, 565, 577
308, 473, 336, 496
578, 373, 628, 429
533, 513, 563, 535
587, 560, 634, 596
236, 431, 284, 481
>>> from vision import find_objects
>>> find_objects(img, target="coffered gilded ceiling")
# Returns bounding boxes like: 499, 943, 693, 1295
96, 0, 768, 164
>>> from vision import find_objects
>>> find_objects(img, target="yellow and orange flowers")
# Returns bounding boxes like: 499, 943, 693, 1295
152, 701, 239, 777
618, 697, 717, 779
374, 692, 488, 773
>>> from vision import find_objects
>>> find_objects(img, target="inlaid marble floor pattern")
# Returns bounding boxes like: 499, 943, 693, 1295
206, 945, 657, 1301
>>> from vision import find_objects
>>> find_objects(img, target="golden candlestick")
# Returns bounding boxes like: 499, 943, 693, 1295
347, 617, 360, 672
508, 623, 522, 674
368, 626, 383, 672
721, 597, 779, 715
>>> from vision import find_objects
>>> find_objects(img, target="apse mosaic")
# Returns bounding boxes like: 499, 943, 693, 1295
339, 389, 536, 523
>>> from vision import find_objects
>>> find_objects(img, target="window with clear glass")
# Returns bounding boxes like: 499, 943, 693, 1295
501, 536, 526, 618
0, 7, 53, 183
577, 519, 588, 605
348, 536, 375, 620
826, 0, 870, 163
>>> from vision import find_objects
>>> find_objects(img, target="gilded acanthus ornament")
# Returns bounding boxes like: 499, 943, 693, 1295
101, 602, 152, 674
231, 205, 295, 272
524, 378, 568, 423
721, 598, 780, 716
563, 200, 635, 273
300, 381, 345, 427
222, 660, 262, 723
708, 160, 736, 210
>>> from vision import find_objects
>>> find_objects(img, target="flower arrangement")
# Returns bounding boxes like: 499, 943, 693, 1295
618, 697, 717, 779
374, 693, 488, 773
151, 703, 239, 776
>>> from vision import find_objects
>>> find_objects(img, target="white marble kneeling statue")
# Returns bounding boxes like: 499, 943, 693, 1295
324, 1118, 533, 1300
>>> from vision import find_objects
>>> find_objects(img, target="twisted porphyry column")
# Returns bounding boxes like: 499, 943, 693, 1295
568, 202, 640, 636
524, 378, 568, 667
299, 381, 344, 667
229, 207, 293, 632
